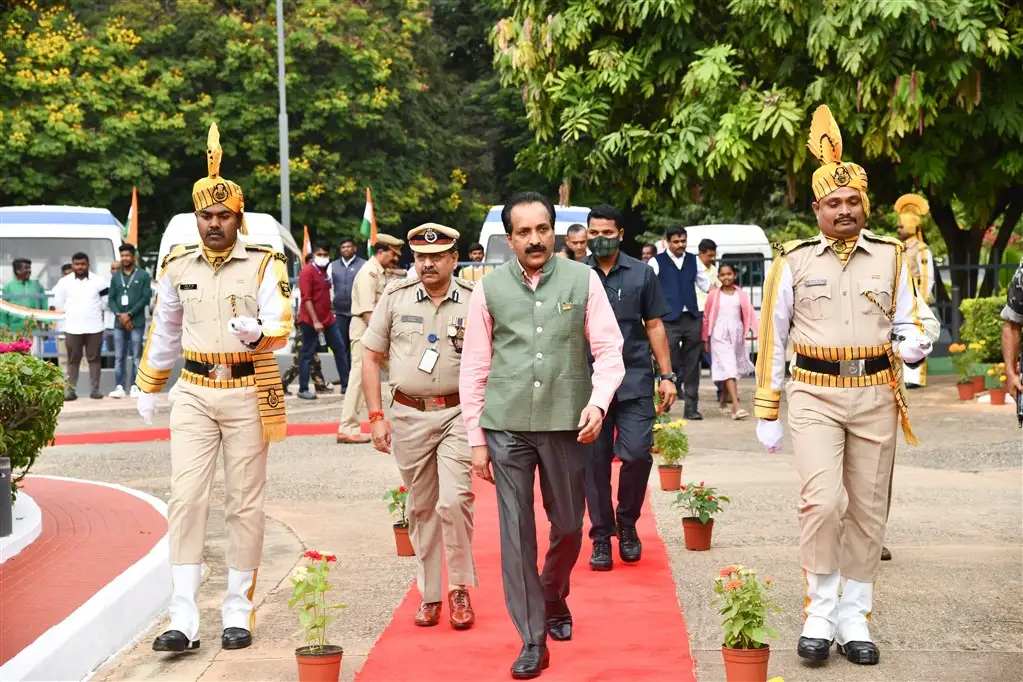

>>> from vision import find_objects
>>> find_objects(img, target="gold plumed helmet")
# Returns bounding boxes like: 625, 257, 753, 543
191, 122, 247, 234
894, 194, 929, 234
807, 105, 870, 217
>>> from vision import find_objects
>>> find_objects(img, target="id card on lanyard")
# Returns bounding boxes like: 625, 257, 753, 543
120, 269, 137, 307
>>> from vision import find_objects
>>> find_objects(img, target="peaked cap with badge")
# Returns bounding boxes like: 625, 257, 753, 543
408, 223, 460, 253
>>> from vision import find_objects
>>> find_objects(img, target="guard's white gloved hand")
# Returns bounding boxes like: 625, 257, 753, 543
228, 316, 262, 344
756, 419, 784, 453
137, 392, 159, 426
897, 337, 932, 365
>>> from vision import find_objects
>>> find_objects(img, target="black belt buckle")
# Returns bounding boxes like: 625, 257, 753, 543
185, 360, 254, 380
796, 354, 889, 377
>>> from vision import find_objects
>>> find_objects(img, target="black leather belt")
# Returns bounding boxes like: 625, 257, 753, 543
184, 360, 255, 379
794, 354, 890, 378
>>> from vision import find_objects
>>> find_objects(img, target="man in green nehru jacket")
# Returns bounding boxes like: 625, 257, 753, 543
460, 191, 625, 679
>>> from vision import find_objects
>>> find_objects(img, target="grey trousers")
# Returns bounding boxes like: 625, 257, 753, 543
484, 430, 588, 646
65, 332, 103, 393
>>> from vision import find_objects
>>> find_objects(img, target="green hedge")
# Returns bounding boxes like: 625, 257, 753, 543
959, 296, 1004, 363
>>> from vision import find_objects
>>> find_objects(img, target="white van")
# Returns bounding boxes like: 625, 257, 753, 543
158, 212, 302, 279
478, 204, 591, 264
0, 205, 122, 291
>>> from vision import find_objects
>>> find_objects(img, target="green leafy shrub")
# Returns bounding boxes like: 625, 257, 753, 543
959, 296, 1004, 362
0, 337, 65, 501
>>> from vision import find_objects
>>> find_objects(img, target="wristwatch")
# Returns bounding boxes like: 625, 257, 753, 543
657, 372, 677, 383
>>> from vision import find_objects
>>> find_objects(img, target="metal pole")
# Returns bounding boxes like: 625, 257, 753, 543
0, 458, 12, 538
276, 0, 290, 236
951, 285, 961, 343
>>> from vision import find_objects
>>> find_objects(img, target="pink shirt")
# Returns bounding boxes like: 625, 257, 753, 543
459, 261, 625, 447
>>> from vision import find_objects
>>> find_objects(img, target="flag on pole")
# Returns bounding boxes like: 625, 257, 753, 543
302, 225, 311, 261
125, 186, 138, 245
359, 187, 377, 256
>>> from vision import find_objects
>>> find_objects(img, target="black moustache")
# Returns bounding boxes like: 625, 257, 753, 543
526, 245, 547, 254
422, 269, 438, 275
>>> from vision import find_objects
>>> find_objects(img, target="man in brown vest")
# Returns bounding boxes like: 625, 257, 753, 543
754, 106, 932, 667
136, 123, 293, 653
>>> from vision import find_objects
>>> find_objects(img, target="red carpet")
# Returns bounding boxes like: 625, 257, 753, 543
356, 464, 696, 681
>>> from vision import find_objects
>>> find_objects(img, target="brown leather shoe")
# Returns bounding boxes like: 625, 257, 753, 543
336, 433, 370, 444
448, 589, 475, 630
414, 601, 442, 627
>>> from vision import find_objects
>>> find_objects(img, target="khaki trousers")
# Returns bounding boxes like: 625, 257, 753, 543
168, 381, 269, 570
338, 339, 365, 436
787, 382, 897, 582
391, 402, 477, 602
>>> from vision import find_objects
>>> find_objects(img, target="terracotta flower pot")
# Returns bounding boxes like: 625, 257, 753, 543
721, 645, 770, 682
682, 517, 714, 551
393, 524, 415, 556
989, 388, 1007, 405
295, 645, 343, 682
970, 376, 985, 394
657, 465, 682, 491
956, 382, 975, 401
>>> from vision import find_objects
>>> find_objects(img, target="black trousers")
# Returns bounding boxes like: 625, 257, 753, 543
664, 313, 702, 412
337, 314, 352, 356
585, 396, 655, 541
485, 430, 587, 646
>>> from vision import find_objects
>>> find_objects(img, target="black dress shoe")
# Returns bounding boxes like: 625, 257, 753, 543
683, 409, 703, 420
880, 545, 892, 561
221, 627, 252, 650
797, 636, 832, 663
589, 539, 612, 571
837, 641, 879, 665
617, 526, 642, 563
511, 644, 550, 679
152, 629, 199, 652
545, 599, 572, 641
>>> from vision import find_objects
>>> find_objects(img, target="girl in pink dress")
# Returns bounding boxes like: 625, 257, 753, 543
701, 263, 757, 419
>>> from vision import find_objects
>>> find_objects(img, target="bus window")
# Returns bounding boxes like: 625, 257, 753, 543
0, 237, 117, 291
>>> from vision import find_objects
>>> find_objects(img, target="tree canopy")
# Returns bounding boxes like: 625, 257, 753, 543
493, 0, 1023, 292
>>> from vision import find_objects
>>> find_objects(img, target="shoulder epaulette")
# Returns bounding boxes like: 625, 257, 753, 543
245, 243, 273, 253
861, 230, 905, 251
161, 243, 199, 270
384, 278, 418, 295
774, 235, 819, 256
453, 276, 476, 291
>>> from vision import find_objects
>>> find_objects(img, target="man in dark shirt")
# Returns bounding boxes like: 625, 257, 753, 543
328, 237, 366, 355
297, 242, 350, 399
583, 204, 678, 569
1002, 258, 1023, 398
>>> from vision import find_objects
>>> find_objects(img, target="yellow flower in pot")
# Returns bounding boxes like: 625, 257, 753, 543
714, 564, 781, 682
948, 343, 978, 400
987, 366, 1009, 405
652, 418, 689, 490
673, 481, 730, 550
289, 550, 347, 681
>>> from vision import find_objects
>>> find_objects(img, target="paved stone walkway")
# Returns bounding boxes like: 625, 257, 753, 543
27, 376, 1023, 681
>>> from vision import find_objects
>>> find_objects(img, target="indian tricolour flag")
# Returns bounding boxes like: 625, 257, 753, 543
359, 187, 377, 256
124, 186, 138, 246
0, 299, 65, 323
302, 225, 311, 261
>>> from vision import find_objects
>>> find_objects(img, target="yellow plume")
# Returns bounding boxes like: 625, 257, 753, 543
807, 105, 843, 166
894, 194, 929, 217
206, 122, 222, 179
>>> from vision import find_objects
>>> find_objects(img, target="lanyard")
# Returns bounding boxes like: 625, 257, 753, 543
120, 268, 138, 290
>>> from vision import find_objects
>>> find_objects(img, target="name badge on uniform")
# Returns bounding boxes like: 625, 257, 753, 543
121, 294, 129, 306
418, 347, 439, 373
806, 279, 827, 287
401, 315, 424, 323
179, 283, 198, 290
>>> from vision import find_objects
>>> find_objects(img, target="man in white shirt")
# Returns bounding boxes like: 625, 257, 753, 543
51, 252, 110, 400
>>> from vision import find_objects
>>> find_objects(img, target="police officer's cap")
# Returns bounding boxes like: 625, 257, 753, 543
407, 223, 459, 254
374, 233, 404, 255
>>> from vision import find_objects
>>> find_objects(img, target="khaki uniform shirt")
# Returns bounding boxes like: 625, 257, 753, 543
754, 230, 925, 419
361, 276, 473, 398
349, 256, 388, 343
136, 239, 292, 392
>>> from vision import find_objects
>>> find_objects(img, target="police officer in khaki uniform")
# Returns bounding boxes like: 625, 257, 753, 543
896, 194, 934, 388
136, 123, 293, 653
361, 223, 477, 629
754, 106, 932, 667
336, 233, 405, 443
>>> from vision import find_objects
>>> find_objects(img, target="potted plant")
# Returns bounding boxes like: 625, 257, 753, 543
653, 418, 689, 490
289, 550, 346, 682
714, 564, 780, 682
987, 364, 1008, 405
0, 329, 64, 502
948, 343, 976, 400
968, 340, 988, 393
383, 485, 414, 556
673, 481, 730, 550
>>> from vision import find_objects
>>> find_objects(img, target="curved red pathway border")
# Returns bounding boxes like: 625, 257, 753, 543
0, 478, 167, 666
50, 420, 385, 446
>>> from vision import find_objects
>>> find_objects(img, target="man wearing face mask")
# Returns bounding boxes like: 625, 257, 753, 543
296, 242, 351, 399
754, 106, 931, 667
135, 123, 293, 653
581, 204, 676, 571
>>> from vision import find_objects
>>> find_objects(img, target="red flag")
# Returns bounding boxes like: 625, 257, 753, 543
302, 225, 311, 261
126, 186, 138, 245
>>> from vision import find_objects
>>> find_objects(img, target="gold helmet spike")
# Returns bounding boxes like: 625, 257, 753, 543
207, 122, 223, 179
